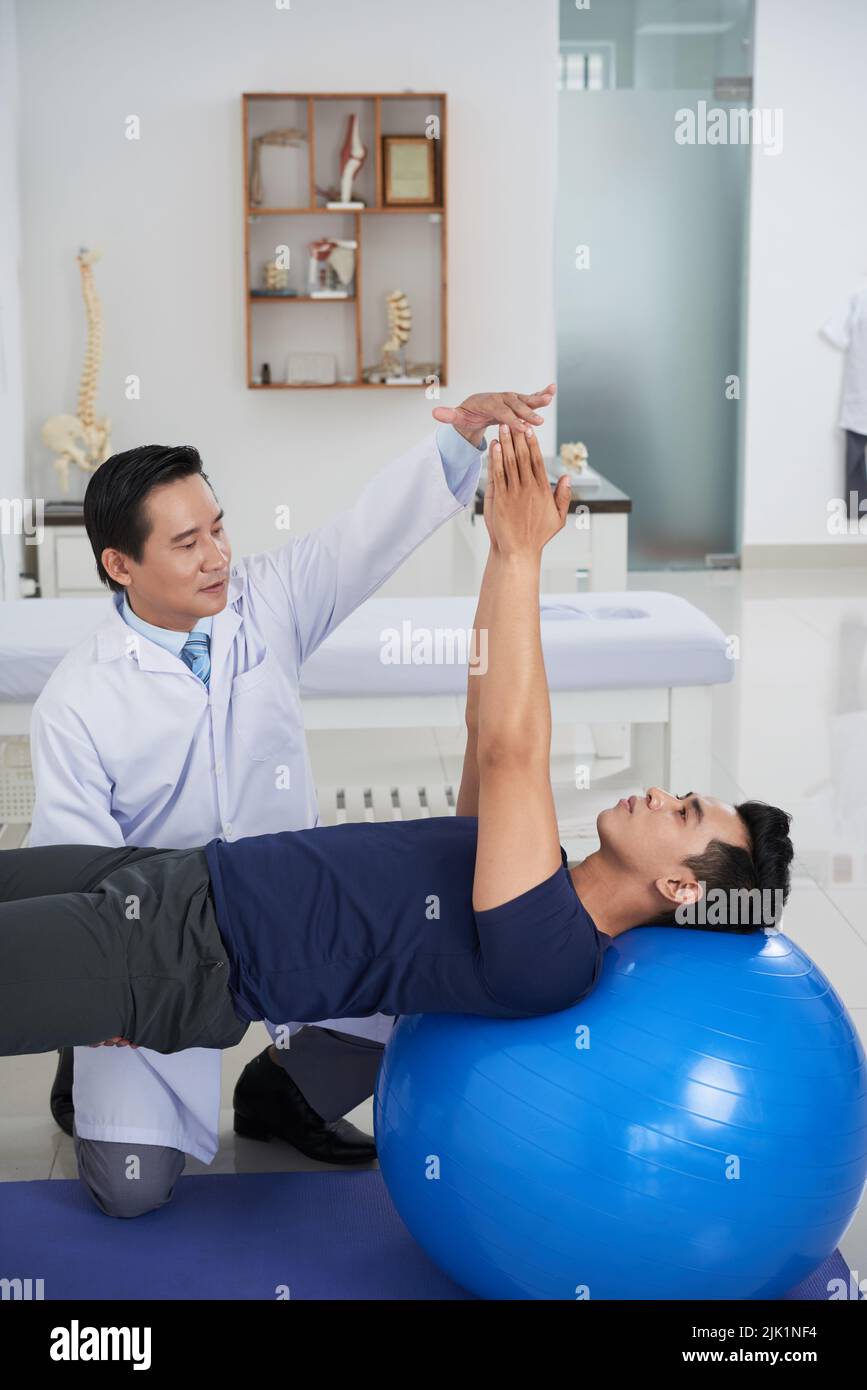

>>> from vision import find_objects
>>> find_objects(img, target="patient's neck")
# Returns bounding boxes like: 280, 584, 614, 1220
568, 851, 651, 940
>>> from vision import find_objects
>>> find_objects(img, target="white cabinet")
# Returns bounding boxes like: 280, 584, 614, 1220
38, 524, 105, 598
457, 469, 631, 593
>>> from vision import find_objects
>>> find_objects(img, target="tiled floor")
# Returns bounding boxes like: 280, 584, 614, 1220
1, 564, 866, 1279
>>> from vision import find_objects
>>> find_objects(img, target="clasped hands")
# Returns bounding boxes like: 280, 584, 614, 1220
484, 423, 572, 559
431, 382, 571, 557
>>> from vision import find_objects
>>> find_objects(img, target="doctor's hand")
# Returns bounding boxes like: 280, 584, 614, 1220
89, 1037, 140, 1049
432, 382, 556, 449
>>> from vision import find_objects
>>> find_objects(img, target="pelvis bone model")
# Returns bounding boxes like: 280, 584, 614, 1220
42, 247, 112, 493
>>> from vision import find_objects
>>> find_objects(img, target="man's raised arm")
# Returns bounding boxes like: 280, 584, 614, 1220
471, 423, 571, 911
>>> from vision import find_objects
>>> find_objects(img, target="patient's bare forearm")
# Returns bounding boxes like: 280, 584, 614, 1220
457, 550, 496, 815
464, 550, 497, 731
476, 551, 551, 765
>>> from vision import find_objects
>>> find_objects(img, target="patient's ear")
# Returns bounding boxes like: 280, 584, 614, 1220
654, 875, 704, 909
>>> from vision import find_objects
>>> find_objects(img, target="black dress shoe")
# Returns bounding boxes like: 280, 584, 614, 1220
233, 1047, 377, 1166
50, 1047, 75, 1137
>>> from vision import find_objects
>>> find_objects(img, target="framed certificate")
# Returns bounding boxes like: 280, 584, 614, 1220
382, 136, 436, 206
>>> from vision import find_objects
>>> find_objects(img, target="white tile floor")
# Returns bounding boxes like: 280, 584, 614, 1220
1, 564, 866, 1278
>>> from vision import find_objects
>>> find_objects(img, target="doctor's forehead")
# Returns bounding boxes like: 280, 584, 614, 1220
143, 473, 222, 527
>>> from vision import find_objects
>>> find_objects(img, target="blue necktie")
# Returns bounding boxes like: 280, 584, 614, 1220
180, 630, 211, 688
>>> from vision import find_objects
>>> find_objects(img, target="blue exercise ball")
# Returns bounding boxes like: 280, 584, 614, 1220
374, 926, 867, 1300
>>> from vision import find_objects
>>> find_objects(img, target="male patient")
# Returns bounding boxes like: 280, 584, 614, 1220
0, 423, 795, 1057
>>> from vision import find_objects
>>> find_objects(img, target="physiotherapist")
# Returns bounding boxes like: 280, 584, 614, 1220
29, 385, 555, 1218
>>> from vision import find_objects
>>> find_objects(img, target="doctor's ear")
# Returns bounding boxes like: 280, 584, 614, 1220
101, 549, 132, 588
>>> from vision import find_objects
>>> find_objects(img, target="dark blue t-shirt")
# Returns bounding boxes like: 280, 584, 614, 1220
205, 816, 609, 1024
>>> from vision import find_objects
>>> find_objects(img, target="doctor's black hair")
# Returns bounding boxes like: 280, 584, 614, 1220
83, 444, 215, 593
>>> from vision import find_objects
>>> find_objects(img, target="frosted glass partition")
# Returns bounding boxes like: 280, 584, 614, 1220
556, 90, 750, 567
556, 0, 754, 569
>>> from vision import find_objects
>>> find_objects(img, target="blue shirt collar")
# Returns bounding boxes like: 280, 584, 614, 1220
121, 594, 213, 656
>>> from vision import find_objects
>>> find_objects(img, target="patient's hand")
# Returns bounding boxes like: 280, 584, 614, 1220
488, 424, 571, 558
432, 384, 556, 448
89, 1037, 140, 1049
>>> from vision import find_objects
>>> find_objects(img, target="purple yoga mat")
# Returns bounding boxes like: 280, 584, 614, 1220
0, 1170, 859, 1301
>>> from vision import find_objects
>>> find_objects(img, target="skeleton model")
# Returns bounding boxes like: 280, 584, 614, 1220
559, 441, 589, 475
382, 290, 412, 376
263, 258, 290, 293
42, 247, 112, 493
326, 113, 367, 208
306, 237, 357, 295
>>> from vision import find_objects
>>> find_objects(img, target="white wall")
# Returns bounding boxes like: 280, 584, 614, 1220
0, 0, 25, 601
15, 0, 558, 594
743, 0, 867, 553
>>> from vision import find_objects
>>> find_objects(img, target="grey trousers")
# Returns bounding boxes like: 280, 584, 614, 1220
0, 842, 387, 1215
0, 842, 247, 1055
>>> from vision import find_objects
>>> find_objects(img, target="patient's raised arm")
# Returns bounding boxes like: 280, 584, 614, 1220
456, 482, 498, 816
471, 425, 571, 911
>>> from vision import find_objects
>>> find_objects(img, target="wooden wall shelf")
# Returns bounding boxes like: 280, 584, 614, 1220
250, 296, 358, 304
242, 92, 447, 390
248, 207, 446, 217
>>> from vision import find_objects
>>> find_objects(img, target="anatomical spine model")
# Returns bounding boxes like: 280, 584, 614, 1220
382, 290, 412, 376
42, 247, 112, 492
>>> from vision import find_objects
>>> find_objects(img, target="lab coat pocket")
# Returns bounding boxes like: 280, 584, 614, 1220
231, 651, 302, 761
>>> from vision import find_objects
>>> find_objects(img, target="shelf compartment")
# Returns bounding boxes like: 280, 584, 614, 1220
251, 300, 359, 386
312, 98, 377, 210
247, 211, 358, 299
245, 96, 311, 211
360, 211, 444, 384
379, 95, 445, 207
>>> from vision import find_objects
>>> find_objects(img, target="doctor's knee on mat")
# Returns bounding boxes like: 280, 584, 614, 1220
74, 1133, 185, 1220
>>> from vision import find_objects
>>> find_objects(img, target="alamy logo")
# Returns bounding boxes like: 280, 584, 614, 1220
675, 101, 783, 156
827, 1269, 866, 1299
50, 1320, 152, 1370
0, 497, 44, 545
379, 623, 488, 673
0, 1276, 44, 1300
675, 884, 784, 928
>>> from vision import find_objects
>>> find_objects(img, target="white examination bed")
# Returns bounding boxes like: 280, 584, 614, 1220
0, 592, 732, 820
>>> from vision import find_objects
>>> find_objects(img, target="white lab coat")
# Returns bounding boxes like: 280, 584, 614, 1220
29, 430, 479, 1162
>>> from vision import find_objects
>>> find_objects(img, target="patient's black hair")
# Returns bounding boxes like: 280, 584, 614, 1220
648, 800, 794, 933
83, 445, 214, 593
